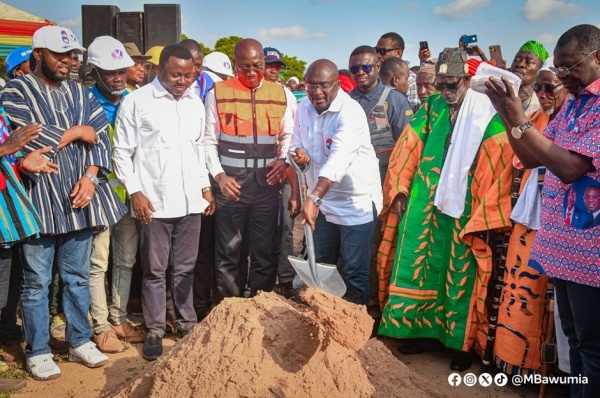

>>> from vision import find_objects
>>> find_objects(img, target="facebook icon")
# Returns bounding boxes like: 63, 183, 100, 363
448, 373, 462, 386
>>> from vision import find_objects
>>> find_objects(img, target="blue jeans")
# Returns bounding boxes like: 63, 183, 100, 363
21, 229, 94, 357
554, 278, 600, 398
313, 204, 376, 305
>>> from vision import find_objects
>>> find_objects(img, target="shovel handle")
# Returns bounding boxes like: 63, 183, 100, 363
288, 151, 309, 204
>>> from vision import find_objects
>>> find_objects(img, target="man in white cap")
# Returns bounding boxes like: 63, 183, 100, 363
86, 36, 145, 353
1, 25, 127, 380
203, 51, 234, 82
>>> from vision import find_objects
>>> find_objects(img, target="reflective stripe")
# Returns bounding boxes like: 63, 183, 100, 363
219, 133, 277, 144
220, 156, 277, 168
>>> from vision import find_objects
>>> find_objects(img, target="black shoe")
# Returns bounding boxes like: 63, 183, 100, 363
279, 282, 295, 299
143, 333, 163, 361
450, 351, 472, 371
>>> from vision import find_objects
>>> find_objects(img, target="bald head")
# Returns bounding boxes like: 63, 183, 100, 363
234, 38, 265, 89
305, 59, 340, 114
306, 59, 339, 81
180, 39, 202, 54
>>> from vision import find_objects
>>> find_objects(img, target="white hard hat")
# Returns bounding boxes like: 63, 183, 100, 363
87, 36, 134, 71
32, 26, 85, 54
203, 51, 234, 77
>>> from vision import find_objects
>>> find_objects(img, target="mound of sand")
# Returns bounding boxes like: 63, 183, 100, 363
104, 289, 449, 398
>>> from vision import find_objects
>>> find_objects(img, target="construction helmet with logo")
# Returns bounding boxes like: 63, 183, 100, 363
87, 36, 134, 71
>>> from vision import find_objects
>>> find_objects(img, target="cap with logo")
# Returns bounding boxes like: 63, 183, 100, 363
87, 36, 134, 71
264, 47, 286, 67
435, 47, 469, 77
203, 51, 234, 77
123, 42, 151, 60
5, 46, 33, 78
145, 46, 164, 66
32, 26, 85, 54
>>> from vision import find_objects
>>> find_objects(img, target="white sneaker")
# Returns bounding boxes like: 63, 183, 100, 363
68, 341, 109, 368
27, 353, 61, 381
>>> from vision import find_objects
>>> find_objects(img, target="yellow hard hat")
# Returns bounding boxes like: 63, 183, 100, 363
144, 46, 164, 66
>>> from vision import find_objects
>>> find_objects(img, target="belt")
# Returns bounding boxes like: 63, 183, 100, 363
374, 147, 394, 154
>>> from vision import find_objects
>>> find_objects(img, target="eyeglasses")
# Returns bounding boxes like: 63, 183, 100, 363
374, 47, 400, 56
531, 83, 563, 96
434, 79, 463, 91
550, 50, 598, 77
349, 64, 375, 74
236, 64, 264, 74
305, 81, 339, 92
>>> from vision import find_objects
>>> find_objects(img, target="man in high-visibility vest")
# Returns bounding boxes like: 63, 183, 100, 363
204, 38, 293, 300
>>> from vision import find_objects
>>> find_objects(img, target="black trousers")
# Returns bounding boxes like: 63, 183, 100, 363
214, 182, 280, 300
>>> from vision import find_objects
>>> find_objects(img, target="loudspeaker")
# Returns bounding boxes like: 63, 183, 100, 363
144, 4, 181, 49
81, 5, 120, 49
116, 12, 144, 53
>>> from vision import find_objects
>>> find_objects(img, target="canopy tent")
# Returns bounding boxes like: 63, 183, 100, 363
0, 2, 55, 57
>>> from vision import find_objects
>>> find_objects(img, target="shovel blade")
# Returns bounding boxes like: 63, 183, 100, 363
288, 255, 347, 297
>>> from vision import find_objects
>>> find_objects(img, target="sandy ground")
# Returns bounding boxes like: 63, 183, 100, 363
4, 220, 569, 398
8, 316, 565, 398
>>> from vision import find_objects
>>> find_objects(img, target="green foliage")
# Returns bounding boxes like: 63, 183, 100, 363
0, 58, 7, 81
181, 33, 189, 41
280, 54, 306, 82
199, 43, 212, 56
213, 35, 243, 62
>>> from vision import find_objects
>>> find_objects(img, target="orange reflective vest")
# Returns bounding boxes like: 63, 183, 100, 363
214, 78, 287, 172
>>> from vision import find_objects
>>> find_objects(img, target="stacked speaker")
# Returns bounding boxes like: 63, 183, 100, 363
81, 4, 181, 52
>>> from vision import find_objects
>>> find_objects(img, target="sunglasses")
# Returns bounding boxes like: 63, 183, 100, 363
349, 64, 375, 74
434, 80, 462, 91
236, 64, 264, 74
374, 47, 400, 56
531, 83, 563, 96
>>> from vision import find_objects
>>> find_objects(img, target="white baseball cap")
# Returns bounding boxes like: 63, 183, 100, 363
32, 26, 85, 54
87, 36, 134, 71
203, 51, 234, 77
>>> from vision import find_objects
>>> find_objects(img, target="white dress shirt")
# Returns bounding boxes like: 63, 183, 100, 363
290, 90, 382, 226
204, 77, 294, 178
113, 78, 210, 218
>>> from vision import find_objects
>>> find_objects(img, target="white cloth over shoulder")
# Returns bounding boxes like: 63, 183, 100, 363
510, 167, 542, 230
470, 62, 521, 97
433, 89, 496, 218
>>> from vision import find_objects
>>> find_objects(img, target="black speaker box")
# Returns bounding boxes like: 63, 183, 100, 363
116, 12, 145, 53
81, 5, 120, 48
144, 4, 181, 49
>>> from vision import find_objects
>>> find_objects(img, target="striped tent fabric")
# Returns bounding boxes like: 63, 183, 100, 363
0, 2, 55, 57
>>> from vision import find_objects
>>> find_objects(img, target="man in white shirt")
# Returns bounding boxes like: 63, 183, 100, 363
113, 44, 214, 361
290, 59, 382, 305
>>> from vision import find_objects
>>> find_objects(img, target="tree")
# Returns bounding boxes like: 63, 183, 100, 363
213, 35, 243, 62
280, 54, 306, 83
199, 43, 212, 56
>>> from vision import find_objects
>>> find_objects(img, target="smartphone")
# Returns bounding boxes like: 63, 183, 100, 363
460, 34, 478, 46
489, 45, 506, 69
419, 41, 429, 50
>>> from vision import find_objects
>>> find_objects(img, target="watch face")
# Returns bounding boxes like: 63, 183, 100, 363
511, 126, 524, 139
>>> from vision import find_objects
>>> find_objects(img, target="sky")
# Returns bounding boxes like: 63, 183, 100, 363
5, 0, 600, 73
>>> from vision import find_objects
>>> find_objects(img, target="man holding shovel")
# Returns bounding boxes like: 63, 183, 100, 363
290, 59, 382, 305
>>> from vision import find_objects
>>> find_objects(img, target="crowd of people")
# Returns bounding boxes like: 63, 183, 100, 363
0, 21, 599, 398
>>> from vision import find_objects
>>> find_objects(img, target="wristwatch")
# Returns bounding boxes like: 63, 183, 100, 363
511, 120, 533, 140
83, 173, 99, 185
308, 193, 322, 207
202, 187, 212, 193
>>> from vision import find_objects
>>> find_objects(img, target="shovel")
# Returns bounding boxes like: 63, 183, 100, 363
287, 153, 347, 297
